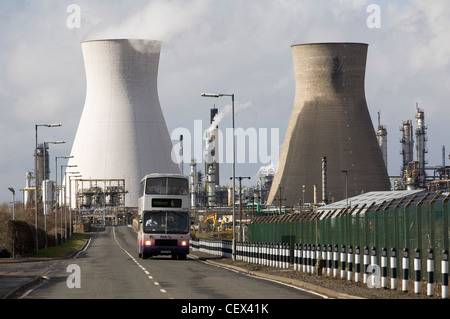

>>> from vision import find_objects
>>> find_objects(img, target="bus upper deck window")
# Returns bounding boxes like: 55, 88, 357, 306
146, 178, 166, 195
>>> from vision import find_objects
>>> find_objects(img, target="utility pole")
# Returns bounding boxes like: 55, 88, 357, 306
274, 184, 286, 214
231, 176, 250, 241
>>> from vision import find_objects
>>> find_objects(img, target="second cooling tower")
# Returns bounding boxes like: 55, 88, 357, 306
268, 43, 390, 206
68, 39, 180, 207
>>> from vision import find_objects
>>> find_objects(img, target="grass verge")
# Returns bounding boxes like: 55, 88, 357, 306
37, 233, 90, 258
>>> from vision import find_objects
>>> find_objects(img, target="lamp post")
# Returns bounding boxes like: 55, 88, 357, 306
69, 174, 82, 238
232, 176, 250, 241
201, 93, 236, 259
8, 188, 15, 220
65, 170, 80, 241
34, 123, 62, 255
341, 170, 350, 247
302, 185, 305, 211
341, 170, 348, 211
8, 187, 16, 258
62, 165, 77, 242
55, 156, 73, 246
43, 141, 65, 248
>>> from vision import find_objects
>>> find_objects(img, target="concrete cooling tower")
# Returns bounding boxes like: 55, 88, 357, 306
68, 39, 180, 207
268, 43, 390, 206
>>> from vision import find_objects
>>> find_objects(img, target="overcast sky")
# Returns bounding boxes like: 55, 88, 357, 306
1, 0, 449, 204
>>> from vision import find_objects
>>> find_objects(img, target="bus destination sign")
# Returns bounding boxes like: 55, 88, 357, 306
152, 198, 182, 208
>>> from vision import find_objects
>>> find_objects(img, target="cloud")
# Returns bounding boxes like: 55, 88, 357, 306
87, 0, 211, 42
1, 0, 450, 202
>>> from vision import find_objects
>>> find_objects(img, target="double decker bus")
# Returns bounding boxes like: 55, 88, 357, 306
137, 173, 190, 260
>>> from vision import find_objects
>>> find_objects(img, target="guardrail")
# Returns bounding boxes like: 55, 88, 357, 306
191, 238, 449, 298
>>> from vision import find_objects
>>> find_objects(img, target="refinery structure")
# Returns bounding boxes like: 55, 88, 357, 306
22, 40, 450, 231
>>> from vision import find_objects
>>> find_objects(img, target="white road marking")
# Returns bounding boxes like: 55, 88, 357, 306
112, 227, 170, 298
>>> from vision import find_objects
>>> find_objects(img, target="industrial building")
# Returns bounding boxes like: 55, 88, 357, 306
397, 106, 450, 191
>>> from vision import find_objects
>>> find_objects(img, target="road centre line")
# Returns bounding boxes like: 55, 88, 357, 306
112, 227, 169, 297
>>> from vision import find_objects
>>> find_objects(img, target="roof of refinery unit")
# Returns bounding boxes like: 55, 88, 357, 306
316, 190, 450, 219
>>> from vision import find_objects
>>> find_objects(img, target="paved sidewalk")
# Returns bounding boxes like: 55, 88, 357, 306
0, 275, 42, 299
0, 257, 54, 299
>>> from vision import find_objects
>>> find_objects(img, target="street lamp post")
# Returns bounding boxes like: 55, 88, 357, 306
69, 174, 82, 238
34, 123, 62, 255
201, 93, 236, 260
43, 141, 65, 249
341, 170, 348, 211
232, 176, 250, 241
55, 156, 73, 246
8, 187, 15, 220
302, 185, 305, 211
61, 165, 77, 243
64, 170, 79, 242
341, 170, 349, 246
8, 187, 16, 258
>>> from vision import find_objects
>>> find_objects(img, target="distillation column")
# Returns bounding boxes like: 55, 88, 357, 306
415, 107, 427, 188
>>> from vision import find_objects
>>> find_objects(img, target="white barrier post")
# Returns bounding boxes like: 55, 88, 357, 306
442, 249, 448, 299
340, 245, 346, 279
427, 248, 434, 297
316, 244, 321, 274
284, 243, 290, 269
363, 246, 369, 284
311, 244, 316, 275
347, 245, 353, 281
326, 244, 331, 276
355, 246, 361, 283
263, 243, 268, 266
402, 248, 409, 293
381, 247, 388, 289
306, 244, 311, 273
294, 243, 299, 271
370, 247, 377, 288
390, 248, 397, 290
271, 243, 275, 268
333, 244, 338, 278
302, 243, 306, 272
414, 248, 421, 294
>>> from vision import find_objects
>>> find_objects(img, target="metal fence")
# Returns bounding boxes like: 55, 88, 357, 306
190, 237, 448, 297
191, 191, 449, 298
248, 192, 449, 284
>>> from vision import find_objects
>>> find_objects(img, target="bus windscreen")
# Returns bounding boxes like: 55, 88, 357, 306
143, 211, 189, 234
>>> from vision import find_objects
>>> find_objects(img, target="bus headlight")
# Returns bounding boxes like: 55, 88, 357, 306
145, 240, 152, 246
181, 240, 187, 247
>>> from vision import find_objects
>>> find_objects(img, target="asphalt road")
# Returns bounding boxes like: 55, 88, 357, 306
9, 226, 322, 300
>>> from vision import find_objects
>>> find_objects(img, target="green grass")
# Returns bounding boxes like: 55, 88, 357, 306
37, 233, 90, 258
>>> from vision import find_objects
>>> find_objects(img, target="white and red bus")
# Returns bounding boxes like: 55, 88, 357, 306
137, 173, 190, 260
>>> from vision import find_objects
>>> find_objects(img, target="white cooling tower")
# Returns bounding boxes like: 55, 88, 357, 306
68, 39, 180, 207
